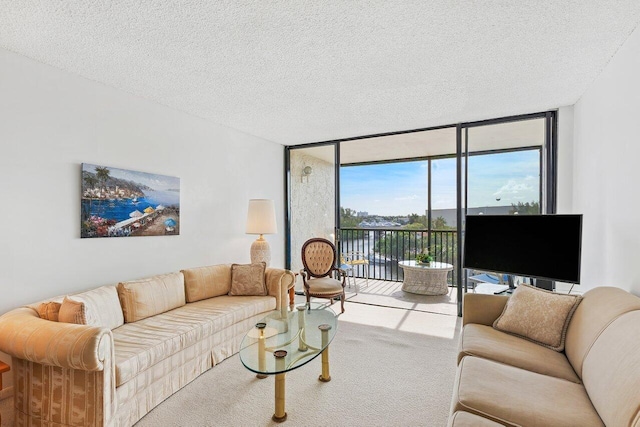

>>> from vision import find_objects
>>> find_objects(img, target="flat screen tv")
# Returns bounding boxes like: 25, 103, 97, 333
463, 214, 582, 284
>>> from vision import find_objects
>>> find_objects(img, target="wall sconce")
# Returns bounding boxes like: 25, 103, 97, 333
301, 166, 312, 183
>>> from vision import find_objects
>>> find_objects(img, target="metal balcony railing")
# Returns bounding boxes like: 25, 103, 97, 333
338, 228, 458, 285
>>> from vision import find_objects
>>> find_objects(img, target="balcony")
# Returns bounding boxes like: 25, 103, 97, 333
338, 227, 458, 286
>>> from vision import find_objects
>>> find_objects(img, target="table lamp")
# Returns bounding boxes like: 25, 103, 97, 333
246, 199, 277, 266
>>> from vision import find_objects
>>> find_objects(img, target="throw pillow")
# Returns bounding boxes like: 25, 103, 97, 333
71, 285, 124, 329
182, 264, 233, 302
229, 262, 267, 296
38, 302, 62, 322
58, 297, 89, 324
493, 283, 582, 351
117, 272, 186, 323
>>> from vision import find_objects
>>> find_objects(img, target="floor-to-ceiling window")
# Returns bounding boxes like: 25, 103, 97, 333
286, 111, 556, 315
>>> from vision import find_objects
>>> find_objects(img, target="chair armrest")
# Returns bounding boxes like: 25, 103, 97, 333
0, 307, 112, 371
462, 293, 509, 327
265, 268, 295, 311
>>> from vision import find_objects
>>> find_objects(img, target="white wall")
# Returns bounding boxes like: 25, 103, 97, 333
567, 25, 640, 295
556, 105, 574, 215
0, 49, 285, 320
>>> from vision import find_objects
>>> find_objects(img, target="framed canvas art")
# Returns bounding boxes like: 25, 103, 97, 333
81, 163, 180, 238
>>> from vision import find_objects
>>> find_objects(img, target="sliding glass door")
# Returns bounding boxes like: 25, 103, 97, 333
460, 114, 556, 302
285, 112, 557, 315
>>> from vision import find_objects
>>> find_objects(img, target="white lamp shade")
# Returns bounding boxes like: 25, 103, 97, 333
246, 199, 277, 235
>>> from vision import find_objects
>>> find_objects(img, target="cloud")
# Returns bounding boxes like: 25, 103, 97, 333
493, 178, 534, 197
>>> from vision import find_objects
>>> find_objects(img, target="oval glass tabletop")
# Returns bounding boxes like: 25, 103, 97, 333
239, 302, 337, 375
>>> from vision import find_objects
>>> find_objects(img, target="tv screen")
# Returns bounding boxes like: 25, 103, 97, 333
463, 214, 582, 284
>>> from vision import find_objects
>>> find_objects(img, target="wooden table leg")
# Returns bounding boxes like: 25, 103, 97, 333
0, 361, 10, 425
289, 286, 295, 307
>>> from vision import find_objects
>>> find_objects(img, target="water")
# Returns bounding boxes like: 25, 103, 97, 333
82, 190, 179, 222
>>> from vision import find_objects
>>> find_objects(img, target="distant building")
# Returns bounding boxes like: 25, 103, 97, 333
431, 206, 513, 226
359, 219, 402, 228
356, 211, 368, 217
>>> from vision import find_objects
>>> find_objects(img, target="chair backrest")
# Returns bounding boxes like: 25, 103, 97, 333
301, 238, 337, 278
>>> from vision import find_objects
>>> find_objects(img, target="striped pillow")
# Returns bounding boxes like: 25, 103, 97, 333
58, 297, 89, 324
118, 272, 186, 323
182, 264, 232, 302
71, 285, 124, 329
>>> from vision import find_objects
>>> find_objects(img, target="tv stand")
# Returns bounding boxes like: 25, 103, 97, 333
534, 278, 555, 291
494, 275, 516, 295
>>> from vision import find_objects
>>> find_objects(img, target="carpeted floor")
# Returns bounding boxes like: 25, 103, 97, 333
0, 300, 461, 427
135, 302, 460, 426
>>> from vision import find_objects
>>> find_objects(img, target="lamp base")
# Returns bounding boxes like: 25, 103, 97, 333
251, 236, 271, 266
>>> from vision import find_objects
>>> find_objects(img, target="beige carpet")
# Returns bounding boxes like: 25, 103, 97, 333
135, 302, 460, 426
0, 302, 461, 427
345, 279, 460, 317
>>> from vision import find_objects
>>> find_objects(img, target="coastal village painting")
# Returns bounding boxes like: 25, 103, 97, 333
81, 163, 180, 238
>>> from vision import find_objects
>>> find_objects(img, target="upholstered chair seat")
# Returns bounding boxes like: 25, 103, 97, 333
305, 277, 344, 294
300, 238, 346, 313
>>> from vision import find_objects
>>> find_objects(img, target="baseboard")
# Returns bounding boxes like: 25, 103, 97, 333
0, 385, 13, 400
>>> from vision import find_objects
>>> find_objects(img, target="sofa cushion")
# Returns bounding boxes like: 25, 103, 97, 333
37, 302, 61, 322
113, 295, 275, 386
182, 264, 232, 302
581, 310, 640, 427
71, 285, 124, 329
565, 286, 640, 379
493, 284, 582, 351
58, 297, 90, 324
448, 411, 504, 427
458, 324, 580, 383
229, 263, 267, 296
118, 272, 186, 323
452, 356, 604, 427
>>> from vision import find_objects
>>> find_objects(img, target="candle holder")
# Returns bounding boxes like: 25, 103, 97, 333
296, 305, 308, 351
256, 322, 267, 379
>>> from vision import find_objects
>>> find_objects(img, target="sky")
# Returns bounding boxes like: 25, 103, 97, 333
83, 163, 180, 191
340, 150, 540, 216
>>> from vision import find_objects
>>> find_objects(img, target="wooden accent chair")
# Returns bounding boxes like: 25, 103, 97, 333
300, 238, 346, 313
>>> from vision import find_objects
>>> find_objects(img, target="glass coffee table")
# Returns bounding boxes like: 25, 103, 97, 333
239, 302, 337, 422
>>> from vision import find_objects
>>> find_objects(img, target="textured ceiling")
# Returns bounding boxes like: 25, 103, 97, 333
1, 2, 639, 145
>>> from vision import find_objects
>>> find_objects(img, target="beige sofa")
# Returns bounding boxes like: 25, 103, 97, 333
0, 264, 294, 426
449, 286, 640, 426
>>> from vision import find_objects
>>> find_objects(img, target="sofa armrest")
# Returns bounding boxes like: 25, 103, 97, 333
265, 268, 295, 311
0, 307, 113, 371
462, 293, 509, 326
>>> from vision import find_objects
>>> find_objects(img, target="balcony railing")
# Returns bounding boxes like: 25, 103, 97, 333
338, 228, 458, 285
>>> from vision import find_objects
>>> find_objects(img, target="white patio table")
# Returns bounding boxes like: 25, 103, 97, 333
398, 260, 454, 295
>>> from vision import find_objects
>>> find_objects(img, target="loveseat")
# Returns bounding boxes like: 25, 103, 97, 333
449, 286, 640, 426
0, 263, 294, 426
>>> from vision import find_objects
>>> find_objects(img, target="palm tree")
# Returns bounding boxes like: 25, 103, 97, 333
95, 166, 111, 197
82, 174, 99, 221
83, 174, 98, 193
